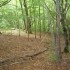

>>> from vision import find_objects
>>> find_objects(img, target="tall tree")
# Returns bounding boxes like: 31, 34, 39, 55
55, 0, 62, 61
23, 0, 32, 33
53, 0, 70, 53
38, 0, 41, 38
19, 0, 26, 30
60, 0, 70, 53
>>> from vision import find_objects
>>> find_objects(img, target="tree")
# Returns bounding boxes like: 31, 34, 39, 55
55, 0, 62, 61
19, 0, 26, 30
23, 0, 32, 33
60, 0, 70, 53
53, 0, 70, 53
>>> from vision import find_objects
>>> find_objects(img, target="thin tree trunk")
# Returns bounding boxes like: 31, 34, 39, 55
32, 0, 37, 38
67, 24, 70, 41
43, 3, 46, 33
19, 0, 26, 30
56, 0, 62, 61
16, 0, 20, 36
23, 0, 32, 33
38, 0, 41, 38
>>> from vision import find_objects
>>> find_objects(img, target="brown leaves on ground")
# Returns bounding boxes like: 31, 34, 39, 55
0, 33, 70, 70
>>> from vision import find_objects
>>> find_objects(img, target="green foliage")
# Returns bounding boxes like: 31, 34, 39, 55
0, 0, 70, 62
0, 0, 11, 7
0, 0, 70, 33
0, 20, 9, 29
49, 51, 61, 62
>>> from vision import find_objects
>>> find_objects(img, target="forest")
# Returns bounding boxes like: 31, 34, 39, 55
0, 0, 70, 70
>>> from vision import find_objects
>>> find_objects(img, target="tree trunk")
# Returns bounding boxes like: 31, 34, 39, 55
38, 0, 41, 38
27, 17, 32, 33
24, 0, 32, 33
55, 0, 62, 61
19, 0, 26, 30
61, 14, 69, 53
67, 25, 70, 41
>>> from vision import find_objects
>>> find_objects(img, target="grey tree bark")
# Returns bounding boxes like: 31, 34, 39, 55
55, 0, 62, 61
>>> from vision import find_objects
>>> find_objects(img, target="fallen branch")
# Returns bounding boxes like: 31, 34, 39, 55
25, 48, 48, 58
0, 48, 48, 67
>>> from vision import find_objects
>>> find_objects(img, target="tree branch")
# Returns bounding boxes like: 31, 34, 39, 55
53, 0, 56, 4
64, 0, 68, 13
0, 0, 11, 7
44, 2, 55, 19
66, 4, 70, 14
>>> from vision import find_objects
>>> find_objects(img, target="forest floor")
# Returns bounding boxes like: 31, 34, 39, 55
0, 31, 70, 70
